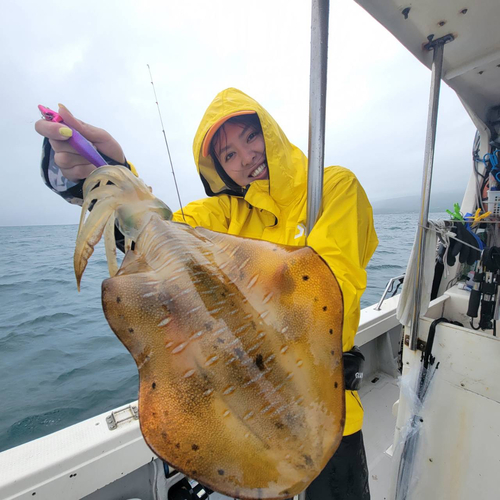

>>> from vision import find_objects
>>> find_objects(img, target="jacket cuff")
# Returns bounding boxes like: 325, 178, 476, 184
40, 137, 133, 205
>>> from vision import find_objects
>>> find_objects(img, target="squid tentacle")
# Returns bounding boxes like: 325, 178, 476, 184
104, 215, 119, 279
75, 197, 118, 290
75, 166, 172, 290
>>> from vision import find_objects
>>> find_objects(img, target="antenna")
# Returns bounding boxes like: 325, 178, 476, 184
147, 64, 186, 221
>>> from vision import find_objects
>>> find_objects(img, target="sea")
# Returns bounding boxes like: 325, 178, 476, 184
0, 212, 440, 453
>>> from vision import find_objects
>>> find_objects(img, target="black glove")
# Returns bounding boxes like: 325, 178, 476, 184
343, 346, 365, 391
446, 222, 481, 266
482, 246, 500, 272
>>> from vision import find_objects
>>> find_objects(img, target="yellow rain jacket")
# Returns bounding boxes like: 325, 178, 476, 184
173, 88, 378, 436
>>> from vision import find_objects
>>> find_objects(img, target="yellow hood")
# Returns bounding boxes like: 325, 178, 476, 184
193, 88, 308, 215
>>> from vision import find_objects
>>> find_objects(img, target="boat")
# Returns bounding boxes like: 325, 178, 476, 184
2, 0, 500, 498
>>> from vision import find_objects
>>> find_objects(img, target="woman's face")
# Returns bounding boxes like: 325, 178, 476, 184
213, 121, 268, 187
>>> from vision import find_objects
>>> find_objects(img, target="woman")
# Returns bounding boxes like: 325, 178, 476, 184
36, 88, 377, 499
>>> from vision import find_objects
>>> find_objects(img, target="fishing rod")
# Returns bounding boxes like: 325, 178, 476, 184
147, 64, 186, 221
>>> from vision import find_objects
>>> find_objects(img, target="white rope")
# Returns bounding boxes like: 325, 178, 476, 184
422, 221, 482, 253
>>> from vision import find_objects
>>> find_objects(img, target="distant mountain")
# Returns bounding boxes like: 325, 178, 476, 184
371, 191, 465, 214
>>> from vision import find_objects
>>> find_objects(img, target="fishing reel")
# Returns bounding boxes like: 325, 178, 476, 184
162, 461, 213, 500
168, 476, 213, 500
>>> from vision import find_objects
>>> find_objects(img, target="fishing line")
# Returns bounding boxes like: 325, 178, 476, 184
147, 64, 186, 221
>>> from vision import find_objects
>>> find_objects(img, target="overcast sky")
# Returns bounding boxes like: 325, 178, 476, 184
2, 0, 476, 227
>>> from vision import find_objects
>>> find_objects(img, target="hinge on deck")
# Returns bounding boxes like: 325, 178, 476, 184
404, 334, 427, 352
106, 404, 139, 430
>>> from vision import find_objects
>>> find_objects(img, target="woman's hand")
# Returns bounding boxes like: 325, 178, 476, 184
34, 104, 125, 182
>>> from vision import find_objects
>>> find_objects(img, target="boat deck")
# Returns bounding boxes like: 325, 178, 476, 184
361, 371, 399, 500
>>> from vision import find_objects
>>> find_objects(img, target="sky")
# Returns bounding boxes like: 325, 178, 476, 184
2, 0, 477, 227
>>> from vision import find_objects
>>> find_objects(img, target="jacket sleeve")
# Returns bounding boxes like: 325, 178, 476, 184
306, 167, 378, 352
40, 138, 139, 252
40, 138, 138, 206
172, 195, 232, 233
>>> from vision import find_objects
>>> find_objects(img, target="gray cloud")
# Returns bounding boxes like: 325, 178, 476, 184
1, 0, 476, 226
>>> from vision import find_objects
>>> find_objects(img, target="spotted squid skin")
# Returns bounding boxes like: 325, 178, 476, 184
100, 216, 344, 499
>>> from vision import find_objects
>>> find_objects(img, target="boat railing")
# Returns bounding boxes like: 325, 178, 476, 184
374, 274, 405, 311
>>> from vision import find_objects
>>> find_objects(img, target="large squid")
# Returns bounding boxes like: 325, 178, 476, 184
75, 166, 345, 499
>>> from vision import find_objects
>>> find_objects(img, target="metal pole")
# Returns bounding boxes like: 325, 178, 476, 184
301, 3, 329, 497
408, 37, 451, 350
306, 0, 330, 237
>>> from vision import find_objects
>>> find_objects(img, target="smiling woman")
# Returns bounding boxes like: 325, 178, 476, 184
169, 87, 378, 499
208, 114, 269, 188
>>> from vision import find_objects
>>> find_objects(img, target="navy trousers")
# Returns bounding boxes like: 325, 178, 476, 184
284, 431, 370, 500
305, 431, 370, 499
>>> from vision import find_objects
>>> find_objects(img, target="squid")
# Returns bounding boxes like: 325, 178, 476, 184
74, 165, 345, 499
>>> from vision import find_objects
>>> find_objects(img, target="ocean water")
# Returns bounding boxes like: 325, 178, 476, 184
0, 213, 435, 453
